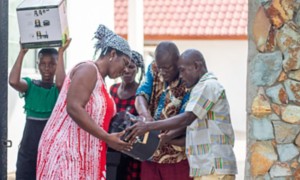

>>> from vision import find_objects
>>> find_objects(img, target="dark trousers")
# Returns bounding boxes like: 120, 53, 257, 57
107, 148, 141, 180
141, 160, 192, 180
107, 149, 128, 180
16, 119, 47, 180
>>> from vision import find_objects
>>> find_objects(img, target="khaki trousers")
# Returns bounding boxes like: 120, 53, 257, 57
194, 173, 235, 180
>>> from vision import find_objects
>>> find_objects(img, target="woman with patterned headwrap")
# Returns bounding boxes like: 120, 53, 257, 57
36, 24, 133, 180
107, 50, 145, 180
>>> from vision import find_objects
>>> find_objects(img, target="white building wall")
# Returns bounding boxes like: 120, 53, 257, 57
128, 0, 144, 54
66, 0, 115, 72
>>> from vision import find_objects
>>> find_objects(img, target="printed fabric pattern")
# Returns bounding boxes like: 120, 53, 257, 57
185, 72, 237, 177
37, 61, 116, 180
136, 61, 190, 164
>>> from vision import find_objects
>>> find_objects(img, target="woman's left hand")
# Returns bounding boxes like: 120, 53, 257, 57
106, 131, 132, 152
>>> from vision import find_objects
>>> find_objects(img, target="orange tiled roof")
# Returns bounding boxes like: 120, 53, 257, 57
114, 0, 248, 40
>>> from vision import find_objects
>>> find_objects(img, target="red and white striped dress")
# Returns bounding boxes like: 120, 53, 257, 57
37, 62, 116, 180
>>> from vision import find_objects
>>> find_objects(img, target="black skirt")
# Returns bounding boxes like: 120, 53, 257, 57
16, 118, 47, 180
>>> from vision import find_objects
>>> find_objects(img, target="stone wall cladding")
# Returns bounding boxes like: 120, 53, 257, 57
247, 0, 300, 179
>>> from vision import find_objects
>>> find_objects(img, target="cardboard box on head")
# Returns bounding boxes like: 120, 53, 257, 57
17, 0, 69, 49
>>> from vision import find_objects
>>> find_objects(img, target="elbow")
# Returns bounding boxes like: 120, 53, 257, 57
135, 95, 141, 103
135, 95, 147, 108
8, 79, 14, 86
134, 98, 140, 109
184, 112, 197, 126
8, 79, 18, 88
135, 96, 142, 110
8, 73, 21, 88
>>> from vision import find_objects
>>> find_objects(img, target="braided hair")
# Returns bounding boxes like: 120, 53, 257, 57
131, 50, 145, 84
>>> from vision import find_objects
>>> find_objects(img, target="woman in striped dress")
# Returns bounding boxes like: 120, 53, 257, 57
36, 25, 132, 180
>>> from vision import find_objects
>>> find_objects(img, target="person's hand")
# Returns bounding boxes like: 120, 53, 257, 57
124, 120, 149, 142
58, 38, 72, 53
139, 112, 154, 122
144, 116, 155, 122
158, 131, 171, 146
20, 47, 28, 55
106, 131, 132, 152
167, 138, 185, 146
19, 39, 28, 54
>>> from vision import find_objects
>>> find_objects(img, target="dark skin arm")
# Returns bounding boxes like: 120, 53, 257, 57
135, 95, 154, 121
125, 111, 197, 142
8, 46, 29, 93
55, 38, 71, 91
66, 63, 132, 152
159, 127, 186, 147
135, 95, 186, 145
166, 137, 185, 146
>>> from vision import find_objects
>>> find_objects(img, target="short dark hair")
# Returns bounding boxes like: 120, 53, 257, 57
182, 49, 207, 71
155, 41, 180, 63
38, 48, 58, 60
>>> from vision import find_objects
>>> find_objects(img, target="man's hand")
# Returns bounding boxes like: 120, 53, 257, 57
158, 131, 171, 146
124, 120, 149, 143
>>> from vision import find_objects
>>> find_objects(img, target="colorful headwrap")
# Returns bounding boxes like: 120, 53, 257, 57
131, 50, 145, 84
94, 24, 131, 58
